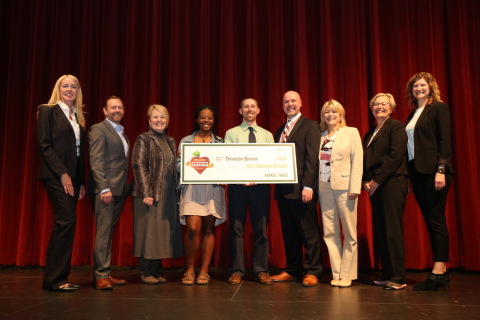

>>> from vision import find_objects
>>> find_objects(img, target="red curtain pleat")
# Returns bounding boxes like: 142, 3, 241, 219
1, 0, 479, 271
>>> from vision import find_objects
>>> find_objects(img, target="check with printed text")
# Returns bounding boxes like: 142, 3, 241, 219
180, 143, 298, 184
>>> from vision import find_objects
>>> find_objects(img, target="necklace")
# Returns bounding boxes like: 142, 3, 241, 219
196, 132, 210, 143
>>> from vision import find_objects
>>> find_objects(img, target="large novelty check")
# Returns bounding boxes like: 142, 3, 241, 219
180, 143, 298, 184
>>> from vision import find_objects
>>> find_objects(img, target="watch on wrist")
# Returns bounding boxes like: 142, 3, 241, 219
437, 165, 446, 174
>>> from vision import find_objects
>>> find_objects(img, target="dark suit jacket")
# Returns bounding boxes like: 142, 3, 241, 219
274, 115, 320, 199
88, 119, 130, 197
36, 104, 85, 183
406, 101, 453, 174
363, 118, 408, 185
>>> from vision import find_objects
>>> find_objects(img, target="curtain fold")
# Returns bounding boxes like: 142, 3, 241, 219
1, 0, 479, 271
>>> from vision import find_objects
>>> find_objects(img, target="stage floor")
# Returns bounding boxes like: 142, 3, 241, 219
0, 266, 479, 319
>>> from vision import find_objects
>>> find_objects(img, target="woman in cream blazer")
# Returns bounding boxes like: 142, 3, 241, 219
318, 99, 363, 287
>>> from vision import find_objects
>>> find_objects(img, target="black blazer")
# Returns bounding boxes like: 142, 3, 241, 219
406, 101, 453, 174
362, 118, 408, 185
36, 104, 85, 183
274, 116, 320, 199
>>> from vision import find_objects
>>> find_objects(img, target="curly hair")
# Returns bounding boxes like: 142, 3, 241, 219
405, 72, 442, 108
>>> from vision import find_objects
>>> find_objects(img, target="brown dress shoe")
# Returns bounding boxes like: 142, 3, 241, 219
302, 274, 319, 287
108, 276, 127, 286
257, 273, 273, 285
271, 272, 296, 282
96, 278, 113, 290
228, 273, 242, 285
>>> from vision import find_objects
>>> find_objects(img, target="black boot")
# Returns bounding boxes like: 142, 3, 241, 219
413, 273, 448, 291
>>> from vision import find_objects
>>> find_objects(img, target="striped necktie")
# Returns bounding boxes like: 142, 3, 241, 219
280, 120, 295, 142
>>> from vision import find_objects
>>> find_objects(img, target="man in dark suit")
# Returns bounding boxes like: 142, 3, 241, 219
271, 91, 323, 287
89, 96, 130, 290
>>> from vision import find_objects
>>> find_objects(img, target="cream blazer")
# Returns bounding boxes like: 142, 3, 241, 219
320, 126, 363, 194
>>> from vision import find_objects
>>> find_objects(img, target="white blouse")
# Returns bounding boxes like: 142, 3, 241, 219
58, 101, 81, 156
319, 131, 337, 183
405, 107, 425, 161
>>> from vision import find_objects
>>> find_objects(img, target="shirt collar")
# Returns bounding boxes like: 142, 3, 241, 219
287, 113, 302, 123
106, 118, 124, 132
58, 101, 76, 114
240, 122, 258, 131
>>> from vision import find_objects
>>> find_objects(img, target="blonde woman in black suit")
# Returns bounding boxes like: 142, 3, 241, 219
318, 100, 363, 288
36, 75, 86, 292
363, 93, 408, 290
405, 72, 453, 291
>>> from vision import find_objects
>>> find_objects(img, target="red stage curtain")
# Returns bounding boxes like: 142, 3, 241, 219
1, 0, 479, 271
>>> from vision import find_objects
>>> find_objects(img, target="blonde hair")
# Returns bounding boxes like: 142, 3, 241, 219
369, 93, 397, 112
319, 99, 347, 132
147, 104, 169, 128
405, 72, 442, 108
43, 75, 85, 127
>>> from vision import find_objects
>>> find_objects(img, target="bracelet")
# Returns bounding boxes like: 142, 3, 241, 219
437, 165, 446, 174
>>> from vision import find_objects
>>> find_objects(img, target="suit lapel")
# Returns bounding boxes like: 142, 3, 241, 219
54, 105, 74, 132
414, 105, 430, 128
407, 105, 430, 127
103, 119, 128, 157
368, 118, 390, 147
286, 116, 304, 142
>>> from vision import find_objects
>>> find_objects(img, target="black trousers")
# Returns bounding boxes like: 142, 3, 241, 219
370, 175, 408, 284
409, 161, 452, 262
42, 178, 80, 290
228, 184, 270, 276
277, 196, 322, 277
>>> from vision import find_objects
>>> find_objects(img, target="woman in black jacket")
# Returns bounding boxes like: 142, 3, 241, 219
363, 93, 408, 290
405, 72, 453, 291
36, 75, 86, 292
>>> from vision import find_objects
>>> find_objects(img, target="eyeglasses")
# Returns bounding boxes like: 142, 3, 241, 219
373, 102, 390, 106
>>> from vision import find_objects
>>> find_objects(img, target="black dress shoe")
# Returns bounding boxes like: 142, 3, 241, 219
413, 273, 447, 291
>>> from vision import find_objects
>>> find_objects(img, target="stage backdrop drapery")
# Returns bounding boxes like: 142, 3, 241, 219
1, 0, 479, 271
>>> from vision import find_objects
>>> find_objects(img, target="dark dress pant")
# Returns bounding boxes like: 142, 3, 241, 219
409, 161, 452, 262
42, 178, 80, 290
277, 196, 322, 278
228, 184, 270, 276
370, 175, 408, 284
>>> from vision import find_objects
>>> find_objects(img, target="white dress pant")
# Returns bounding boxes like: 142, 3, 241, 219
319, 181, 358, 280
